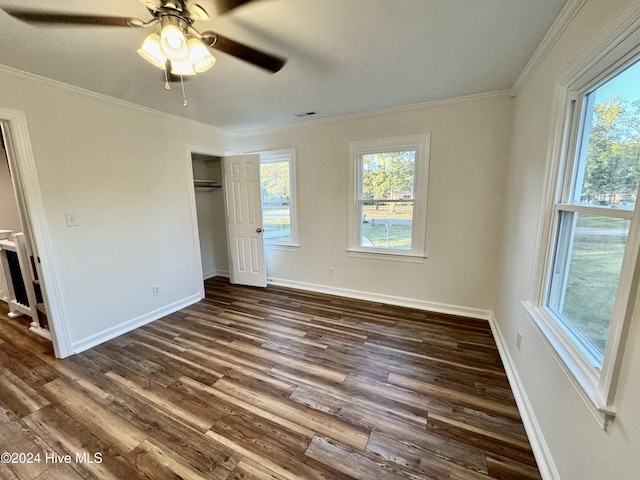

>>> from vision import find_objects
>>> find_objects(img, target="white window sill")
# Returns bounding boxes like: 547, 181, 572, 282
265, 243, 301, 252
346, 248, 426, 263
522, 301, 615, 430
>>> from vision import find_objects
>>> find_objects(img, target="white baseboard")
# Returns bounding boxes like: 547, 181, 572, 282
205, 269, 229, 280
488, 312, 559, 480
70, 293, 201, 354
267, 276, 492, 320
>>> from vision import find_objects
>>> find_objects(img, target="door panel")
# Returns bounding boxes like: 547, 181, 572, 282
223, 154, 266, 287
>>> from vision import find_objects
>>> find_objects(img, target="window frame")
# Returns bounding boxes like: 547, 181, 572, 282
258, 148, 299, 248
527, 45, 640, 429
347, 133, 430, 262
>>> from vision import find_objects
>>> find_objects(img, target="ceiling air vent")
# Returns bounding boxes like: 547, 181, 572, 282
294, 111, 317, 118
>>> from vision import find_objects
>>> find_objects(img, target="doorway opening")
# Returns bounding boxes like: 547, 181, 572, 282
0, 122, 52, 350
191, 152, 229, 281
189, 151, 267, 289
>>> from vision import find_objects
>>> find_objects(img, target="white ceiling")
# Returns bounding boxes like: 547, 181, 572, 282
0, 0, 567, 132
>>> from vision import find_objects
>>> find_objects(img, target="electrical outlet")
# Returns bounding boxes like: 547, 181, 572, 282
152, 285, 161, 297
516, 331, 523, 350
328, 267, 334, 277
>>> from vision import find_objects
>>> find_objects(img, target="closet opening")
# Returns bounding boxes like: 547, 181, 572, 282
191, 153, 229, 281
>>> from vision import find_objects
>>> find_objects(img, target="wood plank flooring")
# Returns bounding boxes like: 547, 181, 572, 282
0, 277, 541, 479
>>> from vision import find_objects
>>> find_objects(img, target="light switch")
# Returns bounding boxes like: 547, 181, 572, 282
65, 212, 79, 227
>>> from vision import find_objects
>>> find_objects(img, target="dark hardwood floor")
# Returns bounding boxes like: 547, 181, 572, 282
0, 277, 541, 479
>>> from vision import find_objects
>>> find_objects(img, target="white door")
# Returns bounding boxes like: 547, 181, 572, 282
223, 154, 267, 287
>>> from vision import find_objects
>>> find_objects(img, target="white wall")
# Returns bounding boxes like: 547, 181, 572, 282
0, 67, 233, 353
235, 92, 513, 315
494, 0, 640, 478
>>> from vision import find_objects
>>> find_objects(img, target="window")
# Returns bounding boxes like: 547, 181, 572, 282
348, 134, 430, 260
259, 148, 298, 247
530, 53, 640, 427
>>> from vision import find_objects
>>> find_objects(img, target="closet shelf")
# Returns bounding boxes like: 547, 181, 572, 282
194, 179, 222, 190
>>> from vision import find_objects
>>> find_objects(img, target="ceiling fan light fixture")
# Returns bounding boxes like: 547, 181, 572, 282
137, 33, 166, 69
171, 59, 197, 76
188, 37, 216, 73
159, 16, 189, 61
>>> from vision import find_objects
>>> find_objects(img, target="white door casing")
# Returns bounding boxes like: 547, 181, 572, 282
223, 154, 266, 287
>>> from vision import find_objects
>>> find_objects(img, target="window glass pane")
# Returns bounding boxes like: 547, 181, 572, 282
574, 61, 640, 210
549, 212, 629, 359
362, 151, 415, 201
260, 161, 291, 243
360, 202, 413, 250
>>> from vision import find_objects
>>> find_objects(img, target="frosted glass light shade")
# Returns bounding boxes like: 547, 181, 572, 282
137, 33, 166, 69
160, 22, 189, 61
170, 59, 197, 76
188, 37, 216, 73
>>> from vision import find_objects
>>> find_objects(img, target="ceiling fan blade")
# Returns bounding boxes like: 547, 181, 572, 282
209, 0, 255, 16
202, 31, 286, 73
4, 9, 141, 27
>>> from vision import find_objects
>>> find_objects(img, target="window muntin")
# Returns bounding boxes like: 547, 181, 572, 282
348, 134, 429, 259
259, 149, 297, 246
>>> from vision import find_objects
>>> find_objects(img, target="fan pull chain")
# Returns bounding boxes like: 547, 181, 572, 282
180, 74, 188, 107
164, 67, 170, 90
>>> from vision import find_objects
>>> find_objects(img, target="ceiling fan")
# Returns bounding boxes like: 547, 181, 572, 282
2, 0, 287, 77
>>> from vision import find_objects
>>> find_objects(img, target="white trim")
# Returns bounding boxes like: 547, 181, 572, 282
512, 0, 588, 94
554, 203, 634, 219
202, 269, 217, 280
599, 185, 640, 408
266, 276, 491, 321
527, 83, 574, 303
204, 268, 229, 280
185, 144, 230, 291
186, 145, 205, 297
348, 133, 430, 259
258, 148, 299, 247
557, 2, 640, 87
265, 244, 301, 252
0, 64, 512, 138
0, 65, 230, 136
526, 13, 640, 429
71, 293, 201, 354
346, 249, 425, 263
488, 312, 560, 480
0, 108, 73, 358
523, 303, 611, 429
233, 90, 513, 137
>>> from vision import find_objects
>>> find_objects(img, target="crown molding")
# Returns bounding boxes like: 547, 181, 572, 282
0, 63, 512, 139
512, 0, 588, 94
0, 64, 230, 136
232, 89, 513, 138
558, 0, 640, 86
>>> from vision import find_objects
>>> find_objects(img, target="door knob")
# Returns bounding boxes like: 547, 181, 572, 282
256, 228, 263, 233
